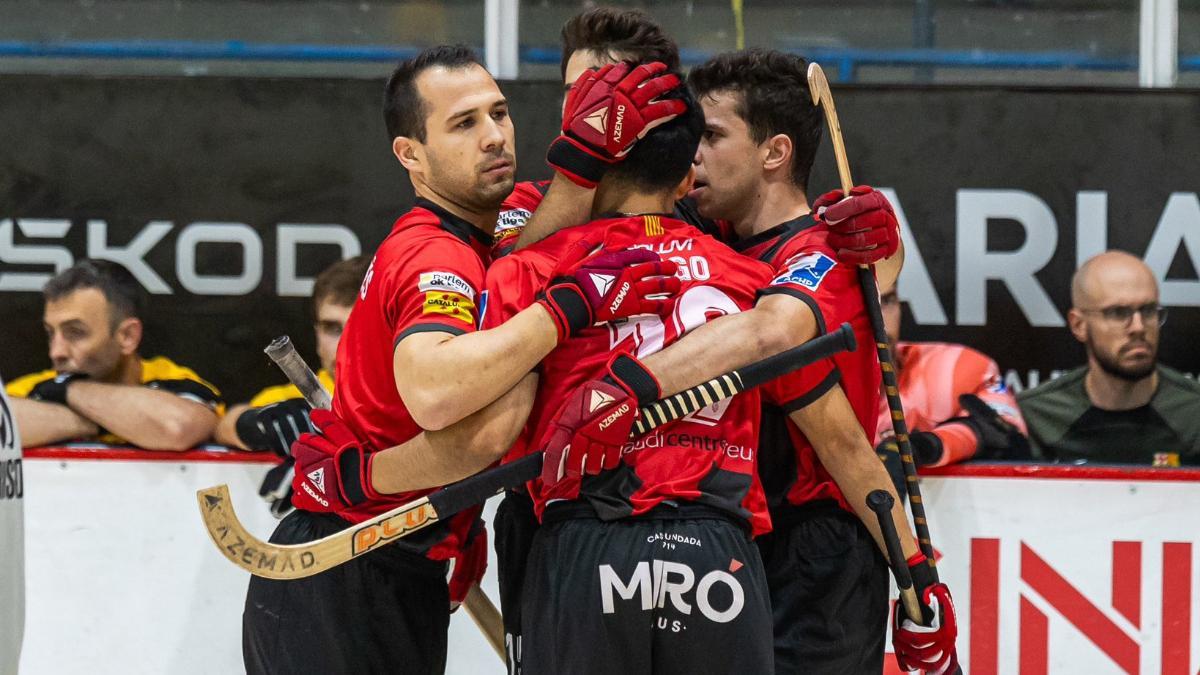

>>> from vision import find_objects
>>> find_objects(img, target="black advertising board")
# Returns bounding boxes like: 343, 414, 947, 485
1, 74, 1197, 403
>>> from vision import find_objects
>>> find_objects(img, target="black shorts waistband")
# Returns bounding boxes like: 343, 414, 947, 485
542, 499, 750, 533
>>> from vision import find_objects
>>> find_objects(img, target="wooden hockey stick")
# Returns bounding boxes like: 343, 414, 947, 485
263, 336, 505, 659
198, 324, 856, 583
807, 63, 938, 568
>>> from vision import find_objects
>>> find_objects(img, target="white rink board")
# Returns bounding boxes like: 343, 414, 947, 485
18, 454, 1200, 674
19, 454, 504, 675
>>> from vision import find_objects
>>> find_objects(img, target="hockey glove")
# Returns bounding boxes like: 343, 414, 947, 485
813, 185, 900, 266
235, 398, 314, 457
548, 61, 687, 188
893, 552, 959, 674
540, 352, 660, 489
958, 393, 1033, 461
258, 457, 295, 519
290, 409, 382, 513
537, 242, 679, 342
448, 524, 488, 611
28, 372, 88, 405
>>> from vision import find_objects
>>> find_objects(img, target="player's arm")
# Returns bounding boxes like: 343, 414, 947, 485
642, 292, 819, 397
7, 397, 99, 447
65, 381, 218, 450
371, 373, 537, 493
512, 174, 594, 251
394, 307, 557, 431
214, 403, 252, 449
788, 385, 920, 562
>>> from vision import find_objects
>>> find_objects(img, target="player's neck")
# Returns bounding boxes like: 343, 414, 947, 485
1084, 363, 1158, 411
412, 185, 499, 236
112, 354, 142, 386
593, 186, 674, 218
735, 179, 811, 239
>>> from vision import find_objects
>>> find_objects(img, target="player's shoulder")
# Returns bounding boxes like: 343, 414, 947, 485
141, 356, 223, 410
1157, 365, 1200, 401
1016, 366, 1086, 405
502, 180, 548, 211
4, 369, 56, 397
902, 341, 1000, 372
248, 382, 304, 407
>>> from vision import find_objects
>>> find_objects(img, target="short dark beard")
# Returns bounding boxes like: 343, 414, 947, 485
1087, 336, 1157, 382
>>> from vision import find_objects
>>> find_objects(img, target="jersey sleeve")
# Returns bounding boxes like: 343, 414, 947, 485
382, 238, 487, 345
141, 358, 224, 413
492, 181, 548, 259
4, 370, 55, 398
758, 246, 850, 412
480, 253, 546, 330
249, 383, 304, 407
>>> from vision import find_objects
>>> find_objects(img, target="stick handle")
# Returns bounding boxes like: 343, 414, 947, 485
264, 336, 332, 411
632, 323, 856, 436
867, 489, 923, 621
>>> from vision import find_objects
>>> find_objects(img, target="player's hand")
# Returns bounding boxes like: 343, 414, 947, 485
28, 372, 88, 405
813, 185, 900, 265
448, 526, 488, 611
290, 409, 381, 513
258, 457, 295, 519
892, 553, 959, 674
958, 393, 1032, 460
540, 352, 660, 489
908, 431, 945, 467
537, 242, 679, 341
548, 61, 687, 188
235, 398, 314, 457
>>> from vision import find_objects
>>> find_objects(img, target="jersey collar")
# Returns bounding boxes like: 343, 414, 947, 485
730, 212, 819, 254
413, 198, 494, 248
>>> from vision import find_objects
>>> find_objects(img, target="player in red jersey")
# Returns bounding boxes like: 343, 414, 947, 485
675, 50, 958, 674
484, 81, 776, 675
875, 277, 1029, 477
242, 46, 680, 675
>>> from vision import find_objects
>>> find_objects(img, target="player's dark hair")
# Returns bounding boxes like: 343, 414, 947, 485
604, 77, 702, 193
688, 49, 822, 191
43, 259, 144, 327
312, 255, 370, 311
560, 8, 680, 81
384, 44, 484, 142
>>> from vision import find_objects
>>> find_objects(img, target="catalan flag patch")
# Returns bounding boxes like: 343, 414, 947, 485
644, 215, 664, 237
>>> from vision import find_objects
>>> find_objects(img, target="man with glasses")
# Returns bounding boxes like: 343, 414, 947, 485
1018, 250, 1200, 465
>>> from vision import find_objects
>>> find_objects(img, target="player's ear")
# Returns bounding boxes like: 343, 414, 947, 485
762, 133, 792, 174
1067, 308, 1088, 343
673, 165, 697, 201
392, 136, 423, 173
114, 317, 142, 356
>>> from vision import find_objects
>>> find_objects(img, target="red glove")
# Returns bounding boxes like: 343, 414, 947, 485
813, 185, 900, 265
290, 409, 382, 513
892, 553, 959, 674
537, 240, 679, 342
539, 352, 660, 490
548, 61, 687, 188
448, 526, 488, 611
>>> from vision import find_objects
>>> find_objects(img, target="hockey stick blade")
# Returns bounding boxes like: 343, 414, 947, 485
199, 326, 855, 579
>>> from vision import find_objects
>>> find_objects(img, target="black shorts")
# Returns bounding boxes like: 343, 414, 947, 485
520, 503, 773, 675
757, 500, 889, 675
242, 509, 451, 675
494, 490, 539, 674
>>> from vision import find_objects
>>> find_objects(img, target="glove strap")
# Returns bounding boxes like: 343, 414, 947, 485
538, 282, 593, 342
547, 137, 609, 189
605, 353, 661, 406
336, 447, 379, 506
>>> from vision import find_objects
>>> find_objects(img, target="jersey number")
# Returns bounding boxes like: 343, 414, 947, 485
609, 285, 740, 359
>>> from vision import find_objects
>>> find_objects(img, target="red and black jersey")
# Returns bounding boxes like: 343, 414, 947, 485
490, 180, 732, 259
331, 198, 492, 560
733, 214, 882, 514
485, 214, 775, 537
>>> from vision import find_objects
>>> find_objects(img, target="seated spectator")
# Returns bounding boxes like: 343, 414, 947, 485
214, 256, 367, 515
6, 260, 222, 450
1019, 251, 1200, 465
875, 277, 1029, 480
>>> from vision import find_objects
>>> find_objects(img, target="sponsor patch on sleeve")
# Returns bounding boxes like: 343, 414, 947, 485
496, 208, 532, 235
422, 291, 477, 325
770, 252, 836, 290
418, 271, 476, 301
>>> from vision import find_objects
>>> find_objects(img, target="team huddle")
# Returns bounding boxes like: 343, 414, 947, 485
241, 9, 959, 675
